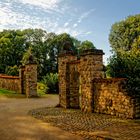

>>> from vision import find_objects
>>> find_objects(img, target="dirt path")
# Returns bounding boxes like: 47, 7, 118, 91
0, 95, 83, 140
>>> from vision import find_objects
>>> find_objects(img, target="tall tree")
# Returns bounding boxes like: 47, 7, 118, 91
78, 40, 95, 53
109, 14, 140, 52
0, 30, 26, 73
0, 29, 95, 80
107, 14, 140, 96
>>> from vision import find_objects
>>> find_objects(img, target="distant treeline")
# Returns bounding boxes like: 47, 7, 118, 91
0, 29, 95, 79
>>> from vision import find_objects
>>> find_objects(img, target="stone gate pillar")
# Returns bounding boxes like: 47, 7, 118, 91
19, 65, 25, 94
25, 55, 38, 97
58, 52, 77, 108
79, 49, 104, 112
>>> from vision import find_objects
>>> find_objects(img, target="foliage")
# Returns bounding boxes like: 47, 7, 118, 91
41, 73, 58, 93
109, 14, 140, 52
107, 44, 140, 96
0, 29, 95, 80
108, 14, 140, 96
5, 65, 19, 76
37, 82, 48, 95
21, 47, 36, 65
0, 88, 25, 98
78, 40, 95, 53
0, 30, 26, 73
0, 29, 75, 77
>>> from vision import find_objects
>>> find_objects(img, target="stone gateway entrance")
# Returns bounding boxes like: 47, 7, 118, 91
58, 49, 104, 112
58, 49, 140, 119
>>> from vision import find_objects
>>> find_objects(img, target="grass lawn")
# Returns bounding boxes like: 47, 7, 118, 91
0, 89, 25, 98
0, 88, 56, 98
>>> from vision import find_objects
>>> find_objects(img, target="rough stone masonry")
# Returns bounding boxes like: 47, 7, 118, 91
0, 53, 38, 98
58, 49, 140, 119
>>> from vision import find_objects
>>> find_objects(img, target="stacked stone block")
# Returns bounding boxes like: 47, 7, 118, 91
58, 49, 140, 119
19, 66, 26, 94
79, 50, 104, 112
0, 75, 20, 93
58, 53, 77, 108
93, 78, 138, 119
68, 61, 80, 108
25, 64, 38, 97
58, 49, 104, 110
0, 55, 38, 97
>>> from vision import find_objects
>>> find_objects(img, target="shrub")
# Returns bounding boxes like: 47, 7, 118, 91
5, 65, 19, 76
41, 73, 58, 93
107, 48, 140, 96
37, 82, 48, 95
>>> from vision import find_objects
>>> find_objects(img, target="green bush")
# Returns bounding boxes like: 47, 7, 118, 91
41, 73, 58, 93
5, 65, 19, 76
37, 82, 48, 95
107, 48, 140, 96
78, 40, 95, 53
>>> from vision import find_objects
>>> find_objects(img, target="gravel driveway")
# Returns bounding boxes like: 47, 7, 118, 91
29, 107, 140, 140
0, 95, 83, 140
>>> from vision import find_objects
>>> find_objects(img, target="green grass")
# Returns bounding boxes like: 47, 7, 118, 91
0, 88, 49, 98
0, 88, 57, 98
0, 88, 25, 98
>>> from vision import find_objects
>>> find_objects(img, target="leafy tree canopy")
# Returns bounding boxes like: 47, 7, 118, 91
78, 40, 95, 53
109, 14, 140, 52
107, 14, 140, 96
0, 29, 95, 80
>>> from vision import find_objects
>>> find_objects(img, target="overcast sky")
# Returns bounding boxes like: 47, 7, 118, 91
0, 0, 140, 64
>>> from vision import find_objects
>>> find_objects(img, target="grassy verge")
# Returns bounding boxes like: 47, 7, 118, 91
0, 89, 25, 98
0, 88, 58, 98
37, 90, 58, 98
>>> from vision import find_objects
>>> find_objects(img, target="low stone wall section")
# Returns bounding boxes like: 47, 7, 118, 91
58, 49, 140, 119
0, 62, 37, 97
0, 75, 20, 93
93, 78, 139, 119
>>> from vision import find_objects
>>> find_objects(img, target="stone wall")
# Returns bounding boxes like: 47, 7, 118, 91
19, 66, 26, 94
68, 61, 80, 108
58, 49, 140, 119
0, 63, 37, 97
58, 53, 77, 108
79, 50, 104, 112
25, 64, 37, 97
58, 49, 105, 111
93, 78, 136, 119
0, 75, 20, 93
